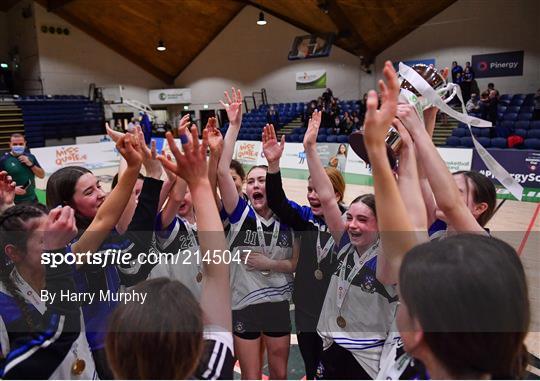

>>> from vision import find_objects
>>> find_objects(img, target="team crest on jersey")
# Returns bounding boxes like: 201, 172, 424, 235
278, 232, 289, 247
359, 274, 376, 294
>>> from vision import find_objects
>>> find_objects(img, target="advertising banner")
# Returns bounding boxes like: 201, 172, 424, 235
472, 149, 540, 189
295, 70, 327, 90
471, 51, 524, 78
149, 88, 192, 105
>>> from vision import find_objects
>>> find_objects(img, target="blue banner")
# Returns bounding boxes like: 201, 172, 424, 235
471, 51, 524, 78
472, 149, 540, 188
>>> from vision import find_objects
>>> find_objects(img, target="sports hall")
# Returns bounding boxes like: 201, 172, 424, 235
0, 0, 538, 379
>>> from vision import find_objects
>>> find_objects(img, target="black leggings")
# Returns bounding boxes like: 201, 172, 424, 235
297, 331, 323, 379
317, 342, 372, 380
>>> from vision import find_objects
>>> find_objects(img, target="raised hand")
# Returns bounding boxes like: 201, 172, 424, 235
262, 124, 285, 164
397, 103, 426, 137
44, 206, 78, 250
303, 110, 321, 150
219, 87, 243, 126
0, 171, 16, 209
158, 124, 209, 187
106, 122, 128, 143
116, 134, 143, 168
205, 117, 223, 157
363, 61, 400, 149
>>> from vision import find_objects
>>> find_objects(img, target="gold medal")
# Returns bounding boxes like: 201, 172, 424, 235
336, 315, 347, 328
314, 269, 323, 280
71, 358, 86, 376
196, 272, 203, 283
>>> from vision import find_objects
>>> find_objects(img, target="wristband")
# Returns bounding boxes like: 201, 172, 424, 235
28, 163, 35, 168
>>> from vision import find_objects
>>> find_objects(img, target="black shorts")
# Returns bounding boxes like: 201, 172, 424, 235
233, 300, 291, 340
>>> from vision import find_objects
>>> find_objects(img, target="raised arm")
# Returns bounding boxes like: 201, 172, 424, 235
264, 124, 314, 231
397, 103, 484, 233
71, 134, 142, 255
303, 111, 345, 244
205, 117, 224, 210
160, 175, 187, 229
417, 107, 439, 226
362, 61, 422, 285
217, 88, 243, 214
159, 127, 231, 331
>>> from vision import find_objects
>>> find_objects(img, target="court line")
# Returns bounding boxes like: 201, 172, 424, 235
518, 202, 540, 256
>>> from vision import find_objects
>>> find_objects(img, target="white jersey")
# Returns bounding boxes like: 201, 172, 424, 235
317, 236, 398, 379
227, 198, 294, 310
155, 214, 203, 300
0, 269, 97, 380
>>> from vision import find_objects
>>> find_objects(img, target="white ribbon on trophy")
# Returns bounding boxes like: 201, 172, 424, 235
398, 62, 523, 201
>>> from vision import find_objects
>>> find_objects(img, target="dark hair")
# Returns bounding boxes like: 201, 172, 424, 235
229, 159, 246, 181
46, 166, 92, 230
105, 278, 203, 379
453, 170, 496, 226
350, 193, 376, 218
111, 172, 144, 190
246, 164, 268, 178
0, 204, 47, 331
399, 234, 529, 379
488, 83, 494, 88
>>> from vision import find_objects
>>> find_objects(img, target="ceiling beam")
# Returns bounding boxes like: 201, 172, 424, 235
243, 0, 362, 60
34, 0, 174, 83
172, 3, 246, 81
46, 0, 75, 11
372, 0, 457, 56
322, 0, 374, 63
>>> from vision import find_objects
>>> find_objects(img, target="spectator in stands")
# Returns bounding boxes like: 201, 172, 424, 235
486, 83, 499, 99
338, 111, 354, 135
534, 88, 540, 121
487, 90, 499, 125
465, 61, 475, 78
266, 105, 281, 130
479, 91, 490, 120
351, 111, 361, 131
466, 93, 481, 114
0, 134, 45, 203
451, 61, 463, 84
462, 66, 474, 103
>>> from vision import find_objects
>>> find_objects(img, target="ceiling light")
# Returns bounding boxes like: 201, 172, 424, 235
203, 104, 209, 109
156, 40, 166, 52
183, 105, 189, 110
257, 11, 267, 26
0, 63, 8, 69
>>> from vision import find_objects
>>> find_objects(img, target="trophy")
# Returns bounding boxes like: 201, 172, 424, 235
349, 63, 457, 168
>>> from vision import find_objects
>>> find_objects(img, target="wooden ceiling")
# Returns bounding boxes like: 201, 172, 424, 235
32, 0, 456, 84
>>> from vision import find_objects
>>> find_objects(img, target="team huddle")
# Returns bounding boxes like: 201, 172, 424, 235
0, 62, 530, 380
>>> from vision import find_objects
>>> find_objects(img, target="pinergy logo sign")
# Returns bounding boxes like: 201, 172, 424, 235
472, 50, 524, 78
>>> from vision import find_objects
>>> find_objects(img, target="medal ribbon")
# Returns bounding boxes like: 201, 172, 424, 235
316, 231, 334, 265
255, 215, 280, 259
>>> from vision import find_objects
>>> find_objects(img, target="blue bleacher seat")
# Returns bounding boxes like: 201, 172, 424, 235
446, 136, 460, 146
527, 130, 540, 139
460, 137, 474, 147
515, 121, 530, 130
512, 94, 527, 100
515, 129, 527, 138
477, 137, 491, 147
510, 99, 524, 106
337, 135, 348, 143
452, 128, 466, 137
501, 121, 515, 130
326, 135, 337, 143
520, 106, 534, 114
326, 128, 335, 135
500, 94, 512, 101
497, 105, 508, 113
507, 106, 520, 113
503, 113, 518, 121
531, 121, 540, 130
491, 137, 507, 148
524, 138, 540, 150
317, 135, 327, 143
518, 113, 532, 121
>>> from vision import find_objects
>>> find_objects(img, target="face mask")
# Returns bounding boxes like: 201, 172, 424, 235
12, 146, 25, 155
